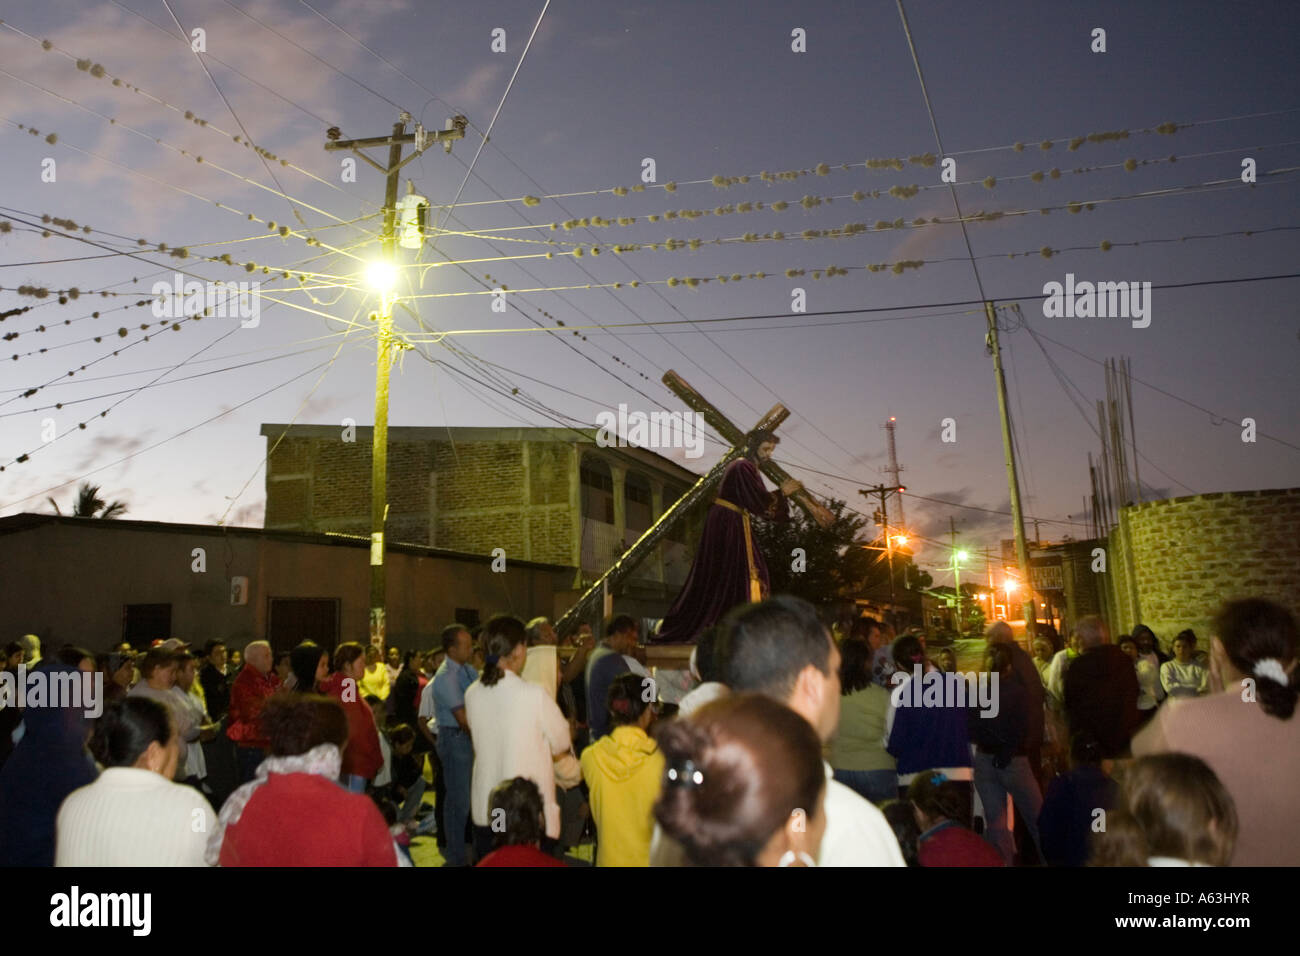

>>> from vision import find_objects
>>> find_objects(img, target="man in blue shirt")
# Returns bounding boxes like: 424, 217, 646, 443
432, 624, 478, 866
586, 616, 643, 741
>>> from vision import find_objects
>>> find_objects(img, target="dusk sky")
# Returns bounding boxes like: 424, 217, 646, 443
2, 0, 1297, 586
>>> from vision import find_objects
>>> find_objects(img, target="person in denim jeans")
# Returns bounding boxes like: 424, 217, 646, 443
970, 643, 1044, 865
830, 637, 897, 804
432, 626, 478, 866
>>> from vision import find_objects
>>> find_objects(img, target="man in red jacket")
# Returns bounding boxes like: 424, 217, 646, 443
320, 642, 383, 792
226, 641, 281, 783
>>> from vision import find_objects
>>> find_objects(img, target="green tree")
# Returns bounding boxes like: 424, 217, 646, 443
49, 481, 128, 519
755, 498, 929, 607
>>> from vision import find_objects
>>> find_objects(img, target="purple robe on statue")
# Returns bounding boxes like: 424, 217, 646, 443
653, 457, 790, 644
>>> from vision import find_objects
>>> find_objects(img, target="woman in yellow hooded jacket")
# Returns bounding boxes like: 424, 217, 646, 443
580, 672, 665, 867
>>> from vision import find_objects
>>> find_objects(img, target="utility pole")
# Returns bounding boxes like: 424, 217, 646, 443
858, 483, 904, 618
985, 301, 1037, 638
949, 517, 962, 633
324, 114, 467, 647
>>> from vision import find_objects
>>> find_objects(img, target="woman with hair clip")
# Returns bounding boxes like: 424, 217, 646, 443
56, 697, 216, 866
1133, 598, 1300, 865
464, 615, 572, 862
653, 693, 827, 867
580, 671, 665, 866
1090, 753, 1237, 866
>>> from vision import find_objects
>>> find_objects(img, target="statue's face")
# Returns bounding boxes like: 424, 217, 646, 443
757, 440, 776, 462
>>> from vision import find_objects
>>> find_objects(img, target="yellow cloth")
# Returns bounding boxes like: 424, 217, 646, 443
713, 497, 763, 602
580, 725, 665, 867
361, 663, 391, 701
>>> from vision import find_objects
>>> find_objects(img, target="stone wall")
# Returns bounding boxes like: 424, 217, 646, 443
1107, 488, 1300, 647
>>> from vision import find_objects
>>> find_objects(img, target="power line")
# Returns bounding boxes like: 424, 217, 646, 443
0, 357, 337, 512
1023, 322, 1300, 455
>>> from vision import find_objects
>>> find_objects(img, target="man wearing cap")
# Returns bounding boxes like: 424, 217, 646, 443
226, 640, 280, 784
100, 650, 137, 706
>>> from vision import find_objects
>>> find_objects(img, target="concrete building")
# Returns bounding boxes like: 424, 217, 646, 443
260, 424, 708, 619
0, 514, 568, 654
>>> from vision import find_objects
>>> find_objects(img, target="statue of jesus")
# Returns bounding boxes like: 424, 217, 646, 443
652, 429, 803, 644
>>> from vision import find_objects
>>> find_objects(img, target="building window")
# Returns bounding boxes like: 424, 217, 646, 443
122, 604, 172, 648
626, 474, 653, 534
580, 458, 615, 524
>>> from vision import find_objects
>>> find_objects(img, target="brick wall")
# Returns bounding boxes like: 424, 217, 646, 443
264, 429, 700, 582
1106, 488, 1300, 646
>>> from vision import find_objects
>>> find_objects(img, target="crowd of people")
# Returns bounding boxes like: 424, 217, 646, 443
0, 593, 1295, 867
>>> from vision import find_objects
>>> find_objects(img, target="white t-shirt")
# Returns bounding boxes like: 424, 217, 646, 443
464, 669, 571, 838
677, 682, 728, 718
650, 761, 906, 867
819, 763, 907, 867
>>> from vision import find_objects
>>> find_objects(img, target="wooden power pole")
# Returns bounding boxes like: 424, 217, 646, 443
985, 301, 1037, 638
324, 114, 466, 646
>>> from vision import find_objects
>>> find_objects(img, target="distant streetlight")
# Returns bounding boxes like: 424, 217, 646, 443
955, 550, 969, 563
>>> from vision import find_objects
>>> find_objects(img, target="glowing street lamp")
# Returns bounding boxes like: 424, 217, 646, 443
364, 259, 398, 295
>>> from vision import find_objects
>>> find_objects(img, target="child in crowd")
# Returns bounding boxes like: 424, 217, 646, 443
909, 772, 1004, 867
1037, 732, 1119, 867
1091, 753, 1237, 866
879, 800, 921, 867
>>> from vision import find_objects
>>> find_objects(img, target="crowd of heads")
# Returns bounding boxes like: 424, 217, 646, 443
2, 587, 1296, 869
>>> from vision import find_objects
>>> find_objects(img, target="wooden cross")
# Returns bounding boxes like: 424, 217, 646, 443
555, 371, 832, 633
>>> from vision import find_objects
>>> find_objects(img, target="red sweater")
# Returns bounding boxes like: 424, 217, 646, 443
918, 821, 1006, 867
219, 772, 397, 867
477, 844, 568, 868
320, 673, 383, 780
226, 667, 281, 749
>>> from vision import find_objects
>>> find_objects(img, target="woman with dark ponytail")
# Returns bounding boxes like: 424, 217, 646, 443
56, 697, 216, 866
1134, 597, 1300, 865
464, 616, 572, 861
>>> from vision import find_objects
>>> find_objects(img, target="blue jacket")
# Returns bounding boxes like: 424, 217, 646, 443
886, 673, 972, 775
0, 665, 98, 866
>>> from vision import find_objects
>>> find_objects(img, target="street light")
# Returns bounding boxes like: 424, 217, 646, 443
365, 259, 398, 294
955, 550, 969, 563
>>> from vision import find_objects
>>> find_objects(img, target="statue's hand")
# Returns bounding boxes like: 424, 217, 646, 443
780, 479, 803, 496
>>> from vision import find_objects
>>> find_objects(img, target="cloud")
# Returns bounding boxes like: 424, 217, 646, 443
847, 447, 887, 467
441, 61, 507, 114
72, 431, 151, 472
229, 500, 263, 526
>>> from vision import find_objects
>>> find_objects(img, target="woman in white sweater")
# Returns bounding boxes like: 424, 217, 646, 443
56, 697, 216, 867
464, 616, 571, 861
